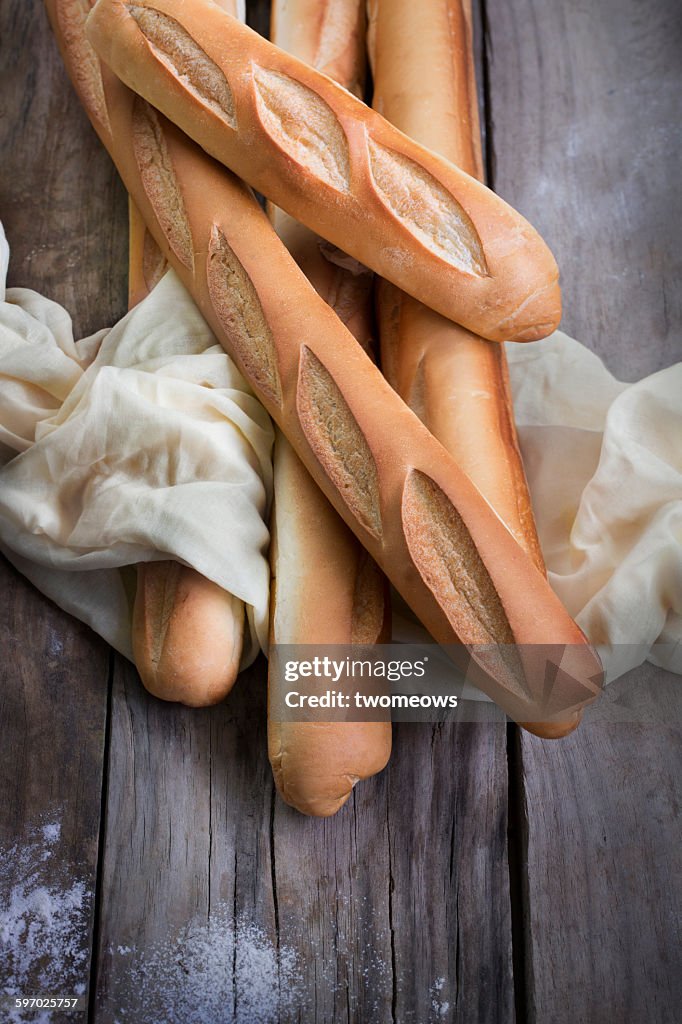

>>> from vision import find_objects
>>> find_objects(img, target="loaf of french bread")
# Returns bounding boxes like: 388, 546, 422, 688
46, 0, 602, 725
368, 0, 582, 736
133, 558, 245, 706
369, 0, 543, 556
267, 0, 392, 817
85, 0, 561, 343
124, 0, 247, 708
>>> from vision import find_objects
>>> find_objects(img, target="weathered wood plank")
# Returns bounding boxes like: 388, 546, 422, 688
271, 722, 514, 1024
0, 0, 128, 337
486, 0, 682, 1019
92, 655, 280, 1022
0, 561, 110, 1018
0, 0, 124, 1016
485, 0, 682, 381
384, 723, 513, 1023
517, 666, 682, 1024
91, 667, 516, 1019
271, 769, 395, 1024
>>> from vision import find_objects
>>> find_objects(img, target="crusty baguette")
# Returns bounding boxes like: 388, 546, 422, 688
128, 193, 245, 707
133, 559, 244, 706
45, 0, 602, 725
267, 0, 391, 817
367, 1, 545, 569
85, 0, 561, 344
269, 435, 391, 814
125, 0, 246, 709
368, 0, 580, 736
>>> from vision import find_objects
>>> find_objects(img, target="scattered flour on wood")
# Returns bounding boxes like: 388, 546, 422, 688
429, 975, 451, 1018
1, 819, 449, 1022
109, 904, 302, 1024
0, 814, 91, 1023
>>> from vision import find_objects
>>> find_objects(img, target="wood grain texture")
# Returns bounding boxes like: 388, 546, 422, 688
2, 0, 680, 1022
486, 0, 682, 1019
517, 666, 682, 1024
484, 0, 682, 380
93, 664, 508, 1024
0, 557, 110, 1016
0, 0, 124, 1013
93, 655, 279, 1021
0, 0, 128, 337
271, 722, 513, 1024
383, 723, 513, 1023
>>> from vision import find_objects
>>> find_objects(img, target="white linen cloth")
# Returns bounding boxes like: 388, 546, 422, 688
507, 335, 682, 680
0, 222, 680, 682
0, 225, 274, 666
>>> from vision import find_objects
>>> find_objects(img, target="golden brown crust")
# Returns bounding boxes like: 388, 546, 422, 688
46, 0, 602, 726
132, 561, 244, 706
367, 0, 483, 175
377, 287, 546, 569
267, 435, 391, 817
521, 713, 582, 740
267, 0, 390, 817
125, 0, 246, 709
369, 0, 581, 733
85, 0, 561, 343
128, 205, 243, 707
368, 0, 545, 568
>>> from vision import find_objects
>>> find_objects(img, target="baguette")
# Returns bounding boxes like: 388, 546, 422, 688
269, 435, 391, 814
128, 223, 246, 707
45, 0, 602, 725
85, 0, 562, 344
125, 0, 246, 708
368, 0, 578, 735
133, 558, 244, 706
267, 0, 391, 817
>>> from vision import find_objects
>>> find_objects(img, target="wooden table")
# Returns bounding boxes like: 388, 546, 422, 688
1, 1, 680, 1021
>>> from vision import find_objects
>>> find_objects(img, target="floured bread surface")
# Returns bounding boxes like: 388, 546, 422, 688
132, 98, 194, 269
368, 139, 487, 275
253, 67, 351, 192
56, 0, 111, 135
402, 470, 513, 644
127, 4, 237, 127
297, 346, 382, 538
207, 226, 282, 404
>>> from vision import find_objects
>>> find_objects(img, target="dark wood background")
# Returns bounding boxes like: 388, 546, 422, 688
1, 1, 680, 1021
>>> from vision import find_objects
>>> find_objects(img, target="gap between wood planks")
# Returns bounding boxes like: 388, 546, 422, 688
87, 651, 115, 1021
478, 0, 531, 1019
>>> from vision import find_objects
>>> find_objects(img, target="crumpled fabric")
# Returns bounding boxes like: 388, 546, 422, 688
0, 222, 680, 684
0, 224, 274, 666
506, 334, 682, 680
